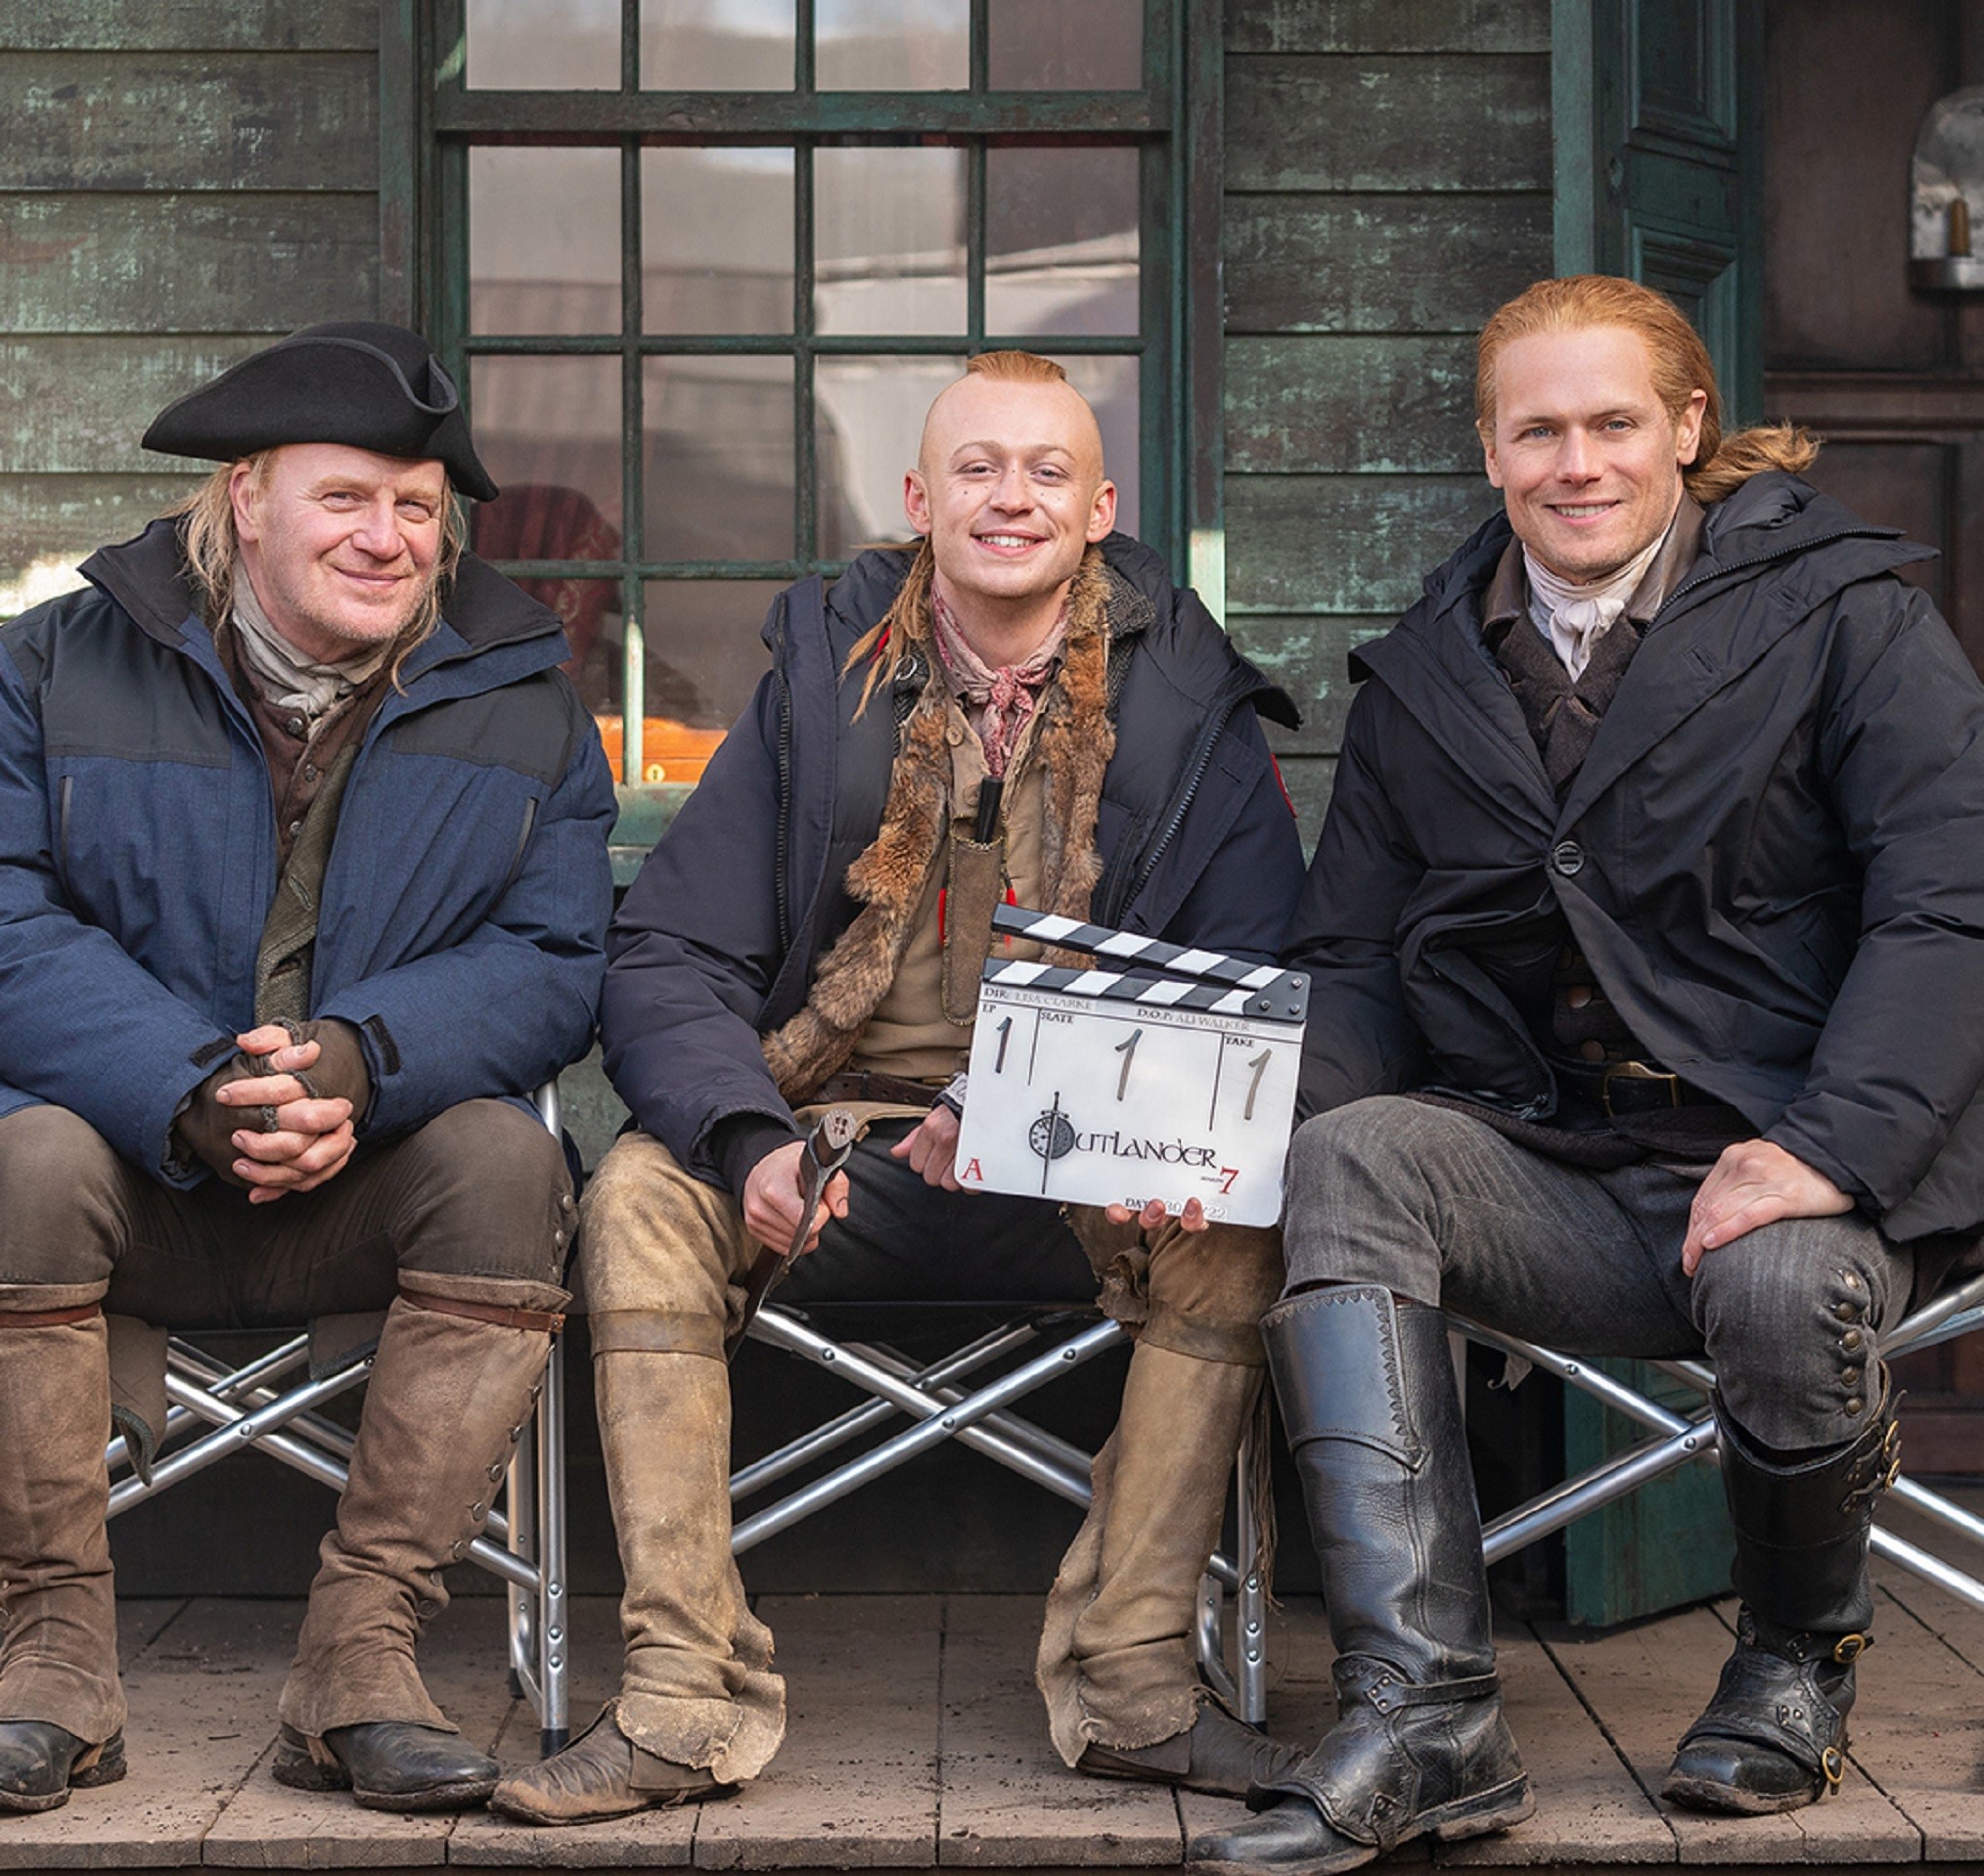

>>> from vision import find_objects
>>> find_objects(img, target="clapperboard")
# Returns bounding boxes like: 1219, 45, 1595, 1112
952, 906, 1310, 1228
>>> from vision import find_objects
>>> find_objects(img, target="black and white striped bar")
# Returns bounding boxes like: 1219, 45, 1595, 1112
989, 905, 1308, 1020
993, 905, 1281, 988
980, 960, 1308, 1023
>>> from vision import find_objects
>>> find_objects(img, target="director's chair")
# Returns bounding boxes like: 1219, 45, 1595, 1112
733, 1297, 1271, 1721
1454, 1265, 1984, 1612
102, 1083, 571, 1753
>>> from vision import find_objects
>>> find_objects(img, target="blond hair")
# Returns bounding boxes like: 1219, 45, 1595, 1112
1475, 275, 1818, 504
839, 350, 1079, 716
167, 453, 464, 679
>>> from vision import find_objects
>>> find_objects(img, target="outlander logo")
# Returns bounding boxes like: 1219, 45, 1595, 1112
1027, 1094, 1221, 1176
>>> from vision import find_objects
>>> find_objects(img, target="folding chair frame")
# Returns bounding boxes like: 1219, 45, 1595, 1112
1454, 1267, 1984, 1615
102, 1083, 572, 1754
735, 1301, 1270, 1721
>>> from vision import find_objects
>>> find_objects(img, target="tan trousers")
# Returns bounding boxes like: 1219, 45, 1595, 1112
579, 1113, 1283, 1781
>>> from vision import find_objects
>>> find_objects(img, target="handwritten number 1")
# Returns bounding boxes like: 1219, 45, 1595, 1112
994, 1015, 1013, 1073
1243, 1050, 1272, 1121
1114, 1028, 1143, 1101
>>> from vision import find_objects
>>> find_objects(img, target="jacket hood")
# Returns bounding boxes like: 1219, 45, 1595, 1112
1364, 471, 1938, 685
80, 515, 568, 661
813, 532, 1300, 730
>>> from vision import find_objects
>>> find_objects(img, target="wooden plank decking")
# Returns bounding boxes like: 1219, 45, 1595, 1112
5, 1504, 1983, 1872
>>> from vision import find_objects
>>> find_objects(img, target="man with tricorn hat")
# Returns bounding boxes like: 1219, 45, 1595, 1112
0, 324, 614, 1813
492, 351, 1307, 1823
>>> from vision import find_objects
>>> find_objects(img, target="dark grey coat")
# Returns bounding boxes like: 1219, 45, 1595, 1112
1287, 471, 1984, 1244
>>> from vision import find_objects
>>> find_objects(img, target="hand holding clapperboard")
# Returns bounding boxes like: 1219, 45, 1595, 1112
953, 906, 1310, 1228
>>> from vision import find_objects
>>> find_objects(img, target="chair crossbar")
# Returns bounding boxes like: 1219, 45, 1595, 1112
730, 1319, 1044, 1500
848, 1339, 1105, 1496
734, 1314, 1127, 1552
1455, 1274, 1984, 1618
1484, 1418, 1716, 1564
108, 1359, 373, 1513
158, 1340, 360, 1463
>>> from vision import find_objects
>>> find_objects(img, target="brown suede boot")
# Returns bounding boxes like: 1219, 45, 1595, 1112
275, 1273, 564, 1809
0, 1284, 127, 1810
1041, 1339, 1287, 1792
491, 1341, 782, 1824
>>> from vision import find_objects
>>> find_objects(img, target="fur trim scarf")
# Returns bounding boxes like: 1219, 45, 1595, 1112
761, 545, 1117, 1104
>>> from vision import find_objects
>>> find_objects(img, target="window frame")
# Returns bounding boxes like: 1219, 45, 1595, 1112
378, 0, 1223, 802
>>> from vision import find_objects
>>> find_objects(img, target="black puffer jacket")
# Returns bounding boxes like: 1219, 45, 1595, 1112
607, 533, 1304, 1188
1288, 472, 1984, 1243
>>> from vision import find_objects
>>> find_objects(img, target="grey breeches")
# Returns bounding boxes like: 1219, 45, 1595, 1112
1281, 1095, 1912, 1453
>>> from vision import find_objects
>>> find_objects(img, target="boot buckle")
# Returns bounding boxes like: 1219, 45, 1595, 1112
1821, 1745, 1846, 1789
1831, 1632, 1869, 1665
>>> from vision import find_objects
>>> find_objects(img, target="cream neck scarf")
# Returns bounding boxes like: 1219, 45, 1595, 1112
231, 563, 392, 723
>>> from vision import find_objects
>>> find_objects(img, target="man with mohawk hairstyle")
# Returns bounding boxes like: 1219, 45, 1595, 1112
494, 351, 1307, 1823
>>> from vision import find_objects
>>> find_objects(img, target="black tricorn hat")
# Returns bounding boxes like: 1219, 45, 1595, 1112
141, 321, 499, 502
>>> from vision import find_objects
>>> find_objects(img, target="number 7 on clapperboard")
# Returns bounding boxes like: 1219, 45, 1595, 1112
952, 906, 1311, 1229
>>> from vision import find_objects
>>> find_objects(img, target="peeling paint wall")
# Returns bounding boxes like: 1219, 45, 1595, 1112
0, 3, 381, 614
1220, 0, 1556, 845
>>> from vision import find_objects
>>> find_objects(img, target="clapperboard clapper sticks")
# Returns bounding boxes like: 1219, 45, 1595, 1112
951, 906, 1310, 1229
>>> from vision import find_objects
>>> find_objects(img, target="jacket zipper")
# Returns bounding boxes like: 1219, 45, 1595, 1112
500, 797, 538, 896
1126, 692, 1243, 910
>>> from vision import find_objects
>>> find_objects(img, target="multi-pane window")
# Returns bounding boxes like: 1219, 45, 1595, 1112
417, 0, 1196, 792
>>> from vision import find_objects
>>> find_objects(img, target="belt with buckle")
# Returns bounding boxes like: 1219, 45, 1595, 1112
812, 1069, 945, 1108
1559, 1059, 1717, 1117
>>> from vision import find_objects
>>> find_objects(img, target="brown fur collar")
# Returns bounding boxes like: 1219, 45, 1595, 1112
762, 547, 1119, 1104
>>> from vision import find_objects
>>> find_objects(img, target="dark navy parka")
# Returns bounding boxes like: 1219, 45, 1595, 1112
1287, 472, 1984, 1244
604, 533, 1306, 1188
0, 518, 617, 1183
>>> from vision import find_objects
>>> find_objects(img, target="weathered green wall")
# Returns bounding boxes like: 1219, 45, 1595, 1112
1220, 0, 1556, 840
0, 2, 381, 613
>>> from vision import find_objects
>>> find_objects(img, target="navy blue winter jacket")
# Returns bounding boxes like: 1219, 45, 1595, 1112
0, 517, 617, 1183
603, 533, 1305, 1189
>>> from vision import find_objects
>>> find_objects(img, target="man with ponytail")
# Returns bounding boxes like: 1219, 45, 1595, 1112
493, 353, 1306, 1823
0, 325, 614, 1815
1191, 276, 1984, 1876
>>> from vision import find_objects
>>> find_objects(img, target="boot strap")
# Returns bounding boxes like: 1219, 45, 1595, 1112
1677, 1636, 1848, 1778
1338, 1654, 1500, 1715
1359, 1672, 1501, 1714
0, 1302, 103, 1328
398, 1288, 564, 1334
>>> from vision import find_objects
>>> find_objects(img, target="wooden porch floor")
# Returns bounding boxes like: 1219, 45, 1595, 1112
7, 1503, 1984, 1873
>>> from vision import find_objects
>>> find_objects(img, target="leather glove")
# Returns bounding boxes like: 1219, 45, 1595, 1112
170, 1019, 372, 1185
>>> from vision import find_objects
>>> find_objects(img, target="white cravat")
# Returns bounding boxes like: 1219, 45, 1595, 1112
1523, 527, 1668, 683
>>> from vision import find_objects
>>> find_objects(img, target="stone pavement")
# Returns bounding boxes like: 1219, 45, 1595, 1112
3, 1506, 1982, 1871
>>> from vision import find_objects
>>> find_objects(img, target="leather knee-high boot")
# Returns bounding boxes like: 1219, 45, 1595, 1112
0, 1288, 128, 1813
1190, 1285, 1530, 1875
275, 1274, 564, 1810
1664, 1379, 1899, 1813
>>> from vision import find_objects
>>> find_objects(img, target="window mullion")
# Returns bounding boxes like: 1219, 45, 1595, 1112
621, 136, 646, 786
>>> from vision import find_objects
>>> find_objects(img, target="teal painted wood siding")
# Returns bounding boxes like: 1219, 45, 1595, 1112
0, 3, 381, 614
1221, 0, 1555, 845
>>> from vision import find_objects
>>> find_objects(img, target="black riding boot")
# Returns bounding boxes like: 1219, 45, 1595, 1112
1664, 1379, 1899, 1814
1190, 1285, 1531, 1876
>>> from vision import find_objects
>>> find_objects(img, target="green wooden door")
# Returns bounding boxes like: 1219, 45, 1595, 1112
1550, 0, 1764, 1626
1556, 0, 1764, 418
